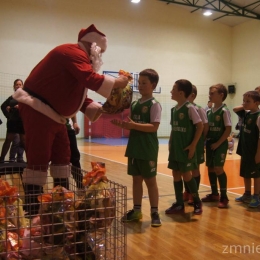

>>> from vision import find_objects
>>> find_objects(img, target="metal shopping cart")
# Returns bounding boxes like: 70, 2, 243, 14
0, 164, 127, 260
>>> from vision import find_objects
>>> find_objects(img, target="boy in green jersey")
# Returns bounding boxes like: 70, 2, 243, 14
183, 85, 209, 205
202, 84, 231, 208
166, 79, 203, 215
233, 91, 260, 207
111, 69, 162, 227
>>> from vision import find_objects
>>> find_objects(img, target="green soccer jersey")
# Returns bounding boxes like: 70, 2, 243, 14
168, 102, 198, 163
125, 98, 161, 161
236, 110, 260, 161
207, 104, 230, 142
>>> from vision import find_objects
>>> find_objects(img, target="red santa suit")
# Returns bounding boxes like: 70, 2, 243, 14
13, 25, 115, 188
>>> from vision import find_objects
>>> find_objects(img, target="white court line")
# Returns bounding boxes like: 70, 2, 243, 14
81, 152, 242, 196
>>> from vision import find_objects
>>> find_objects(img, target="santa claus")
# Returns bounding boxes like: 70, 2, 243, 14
13, 24, 128, 214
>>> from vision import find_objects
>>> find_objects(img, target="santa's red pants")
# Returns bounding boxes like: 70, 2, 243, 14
19, 103, 70, 182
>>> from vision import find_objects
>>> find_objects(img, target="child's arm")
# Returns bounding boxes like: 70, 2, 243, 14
211, 126, 232, 150
184, 106, 203, 159
168, 130, 172, 151
255, 116, 260, 164
233, 105, 244, 113
111, 102, 161, 133
211, 109, 232, 150
111, 118, 159, 132
255, 139, 260, 164
185, 121, 203, 160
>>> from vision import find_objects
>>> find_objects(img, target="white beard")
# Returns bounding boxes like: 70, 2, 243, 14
90, 43, 103, 72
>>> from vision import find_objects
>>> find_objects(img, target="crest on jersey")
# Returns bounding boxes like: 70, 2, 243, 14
247, 118, 252, 125
142, 106, 148, 113
149, 161, 155, 167
179, 113, 184, 120
215, 115, 221, 121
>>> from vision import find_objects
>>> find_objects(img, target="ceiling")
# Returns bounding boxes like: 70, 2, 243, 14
158, 0, 260, 27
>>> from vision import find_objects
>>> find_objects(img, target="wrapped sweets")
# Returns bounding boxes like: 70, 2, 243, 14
77, 162, 115, 231
37, 186, 76, 259
0, 231, 23, 260
0, 179, 27, 230
101, 70, 133, 114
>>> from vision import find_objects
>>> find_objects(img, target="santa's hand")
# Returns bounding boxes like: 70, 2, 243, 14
113, 76, 128, 89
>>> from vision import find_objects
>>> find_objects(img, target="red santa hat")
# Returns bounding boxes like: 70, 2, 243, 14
78, 24, 107, 51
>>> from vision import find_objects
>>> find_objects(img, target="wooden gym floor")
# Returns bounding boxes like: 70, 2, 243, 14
77, 138, 260, 260
1, 138, 259, 259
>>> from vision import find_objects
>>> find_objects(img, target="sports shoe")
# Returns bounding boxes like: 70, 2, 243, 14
183, 191, 189, 202
194, 202, 203, 215
248, 195, 260, 208
151, 212, 162, 227
218, 197, 229, 208
165, 203, 184, 214
121, 209, 142, 222
235, 194, 251, 204
201, 193, 220, 202
187, 194, 194, 205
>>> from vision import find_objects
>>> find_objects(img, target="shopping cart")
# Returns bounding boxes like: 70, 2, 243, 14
0, 164, 127, 260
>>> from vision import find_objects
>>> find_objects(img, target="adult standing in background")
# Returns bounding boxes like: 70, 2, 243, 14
13, 24, 128, 215
64, 115, 83, 189
9, 134, 25, 162
205, 100, 213, 112
0, 79, 25, 163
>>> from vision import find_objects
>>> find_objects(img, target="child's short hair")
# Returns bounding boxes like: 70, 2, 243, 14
139, 69, 159, 89
210, 84, 228, 101
243, 91, 260, 102
192, 85, 197, 97
255, 86, 260, 93
175, 79, 192, 98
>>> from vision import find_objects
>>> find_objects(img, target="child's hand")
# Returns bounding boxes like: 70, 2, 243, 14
111, 117, 134, 130
111, 119, 123, 128
255, 153, 260, 165
184, 145, 195, 159
210, 142, 220, 150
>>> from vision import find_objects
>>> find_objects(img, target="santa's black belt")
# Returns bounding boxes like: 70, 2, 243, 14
23, 87, 56, 111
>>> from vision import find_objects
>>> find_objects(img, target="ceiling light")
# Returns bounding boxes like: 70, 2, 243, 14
203, 10, 212, 16
131, 0, 140, 3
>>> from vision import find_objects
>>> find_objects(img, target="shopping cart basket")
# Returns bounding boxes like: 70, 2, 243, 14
0, 164, 127, 260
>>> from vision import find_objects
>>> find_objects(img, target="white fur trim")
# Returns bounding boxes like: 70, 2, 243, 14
50, 165, 70, 178
23, 168, 47, 186
97, 75, 115, 98
85, 102, 102, 122
13, 88, 67, 124
79, 32, 107, 51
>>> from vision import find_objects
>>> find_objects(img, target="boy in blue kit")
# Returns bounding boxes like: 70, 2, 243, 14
233, 90, 260, 207
111, 69, 162, 227
166, 79, 203, 215
202, 84, 231, 208
183, 85, 209, 205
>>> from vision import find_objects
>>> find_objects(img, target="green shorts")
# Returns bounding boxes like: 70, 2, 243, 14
127, 158, 157, 178
206, 140, 227, 167
168, 160, 198, 172
240, 159, 260, 178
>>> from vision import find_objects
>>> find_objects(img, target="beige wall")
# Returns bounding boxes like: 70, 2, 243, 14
1, 0, 254, 138
231, 20, 260, 110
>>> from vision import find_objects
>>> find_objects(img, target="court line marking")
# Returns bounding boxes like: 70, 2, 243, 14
81, 151, 242, 196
